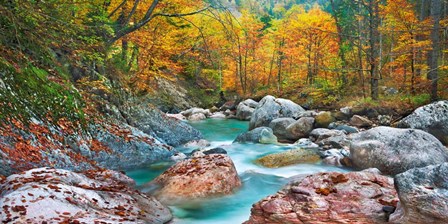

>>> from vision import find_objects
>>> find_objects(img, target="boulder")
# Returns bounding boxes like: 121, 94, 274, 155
350, 126, 448, 175
245, 169, 398, 224
255, 148, 320, 168
190, 147, 227, 157
120, 103, 202, 146
309, 128, 345, 142
268, 118, 296, 141
236, 103, 255, 121
320, 149, 350, 167
0, 168, 172, 224
219, 101, 237, 111
234, 127, 278, 144
350, 115, 373, 128
294, 138, 319, 149
209, 112, 226, 119
390, 163, 448, 224
165, 113, 186, 120
378, 115, 392, 126
396, 100, 448, 144
286, 117, 315, 139
328, 122, 359, 133
150, 154, 241, 205
249, 95, 304, 130
188, 113, 206, 121
314, 111, 335, 128
293, 110, 317, 119
181, 107, 210, 118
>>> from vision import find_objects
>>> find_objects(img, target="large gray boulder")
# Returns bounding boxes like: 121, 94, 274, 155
236, 99, 258, 121
120, 103, 202, 146
350, 126, 448, 175
234, 127, 278, 144
249, 95, 304, 130
268, 118, 296, 141
286, 117, 315, 139
390, 163, 448, 224
0, 168, 172, 223
396, 100, 448, 144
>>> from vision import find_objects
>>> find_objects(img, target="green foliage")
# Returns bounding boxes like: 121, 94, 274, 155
0, 61, 85, 124
402, 93, 431, 106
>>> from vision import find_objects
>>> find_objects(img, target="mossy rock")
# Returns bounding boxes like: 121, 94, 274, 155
255, 148, 321, 168
314, 112, 335, 128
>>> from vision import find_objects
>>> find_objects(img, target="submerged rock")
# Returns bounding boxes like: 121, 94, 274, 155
234, 127, 278, 144
390, 163, 448, 224
245, 169, 398, 224
255, 148, 320, 168
249, 95, 304, 130
150, 154, 241, 205
396, 100, 448, 144
350, 126, 448, 175
0, 168, 172, 224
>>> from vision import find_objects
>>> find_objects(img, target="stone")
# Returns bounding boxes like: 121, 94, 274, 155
245, 169, 398, 224
268, 118, 296, 141
378, 115, 392, 126
255, 148, 320, 168
320, 149, 349, 167
340, 106, 352, 116
234, 127, 278, 144
390, 163, 448, 224
188, 113, 206, 121
165, 113, 186, 120
0, 168, 172, 224
314, 111, 335, 128
120, 103, 202, 146
209, 112, 226, 119
350, 115, 373, 128
170, 152, 187, 162
249, 95, 304, 130
286, 117, 315, 139
236, 103, 255, 121
292, 110, 317, 119
396, 100, 448, 144
150, 154, 241, 205
183, 139, 211, 148
294, 138, 319, 149
328, 122, 359, 133
350, 126, 448, 175
309, 128, 345, 142
181, 107, 210, 117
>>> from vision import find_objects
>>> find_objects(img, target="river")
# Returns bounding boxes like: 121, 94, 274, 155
126, 119, 348, 223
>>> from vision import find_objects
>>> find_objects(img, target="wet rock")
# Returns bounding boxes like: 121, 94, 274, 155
314, 111, 335, 128
120, 103, 202, 146
150, 154, 241, 205
396, 100, 448, 144
350, 126, 448, 175
390, 163, 448, 224
184, 139, 211, 148
350, 115, 373, 128
269, 118, 296, 141
236, 99, 258, 121
210, 112, 226, 119
294, 138, 319, 149
249, 95, 304, 130
286, 117, 315, 139
0, 168, 172, 224
234, 127, 278, 144
245, 169, 398, 224
255, 148, 320, 168
188, 113, 206, 121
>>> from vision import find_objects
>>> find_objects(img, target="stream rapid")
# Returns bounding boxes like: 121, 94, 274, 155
126, 119, 348, 224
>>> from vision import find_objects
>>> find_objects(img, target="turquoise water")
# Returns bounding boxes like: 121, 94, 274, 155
126, 118, 348, 223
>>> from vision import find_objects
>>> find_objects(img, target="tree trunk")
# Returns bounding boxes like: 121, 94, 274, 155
428, 0, 441, 101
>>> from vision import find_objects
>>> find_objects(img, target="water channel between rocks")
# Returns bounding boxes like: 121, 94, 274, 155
126, 118, 349, 224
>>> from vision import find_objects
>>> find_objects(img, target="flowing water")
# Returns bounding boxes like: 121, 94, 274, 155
126, 119, 349, 224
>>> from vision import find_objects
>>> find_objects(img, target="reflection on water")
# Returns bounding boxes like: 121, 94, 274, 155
126, 118, 349, 223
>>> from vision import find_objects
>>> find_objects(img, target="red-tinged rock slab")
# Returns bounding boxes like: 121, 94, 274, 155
150, 154, 241, 205
0, 167, 172, 224
245, 168, 398, 224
